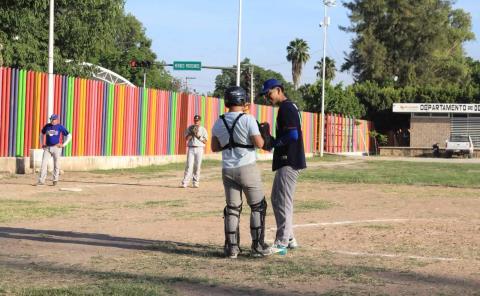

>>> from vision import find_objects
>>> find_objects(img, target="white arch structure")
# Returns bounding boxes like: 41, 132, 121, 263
79, 62, 135, 87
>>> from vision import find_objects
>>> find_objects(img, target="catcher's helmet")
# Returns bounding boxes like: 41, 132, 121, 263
224, 86, 247, 107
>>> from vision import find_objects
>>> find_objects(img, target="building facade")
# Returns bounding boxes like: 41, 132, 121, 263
393, 103, 480, 148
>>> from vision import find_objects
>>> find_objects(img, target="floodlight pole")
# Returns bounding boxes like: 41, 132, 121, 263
47, 0, 54, 121
320, 0, 334, 157
236, 0, 243, 86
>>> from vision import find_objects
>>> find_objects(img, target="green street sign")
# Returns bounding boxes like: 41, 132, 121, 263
173, 61, 202, 71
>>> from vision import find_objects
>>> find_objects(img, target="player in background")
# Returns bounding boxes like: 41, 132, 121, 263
35, 114, 72, 186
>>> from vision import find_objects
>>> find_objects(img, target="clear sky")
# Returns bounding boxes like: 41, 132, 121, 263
125, 0, 480, 95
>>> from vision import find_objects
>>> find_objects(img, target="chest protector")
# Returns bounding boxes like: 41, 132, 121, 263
220, 113, 254, 150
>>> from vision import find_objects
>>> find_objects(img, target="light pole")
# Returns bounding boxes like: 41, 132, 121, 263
319, 0, 335, 157
185, 77, 196, 92
47, 0, 54, 121
236, 0, 243, 86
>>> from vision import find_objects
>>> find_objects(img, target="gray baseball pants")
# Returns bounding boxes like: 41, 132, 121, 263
271, 165, 300, 247
182, 146, 204, 186
39, 146, 62, 183
222, 163, 265, 245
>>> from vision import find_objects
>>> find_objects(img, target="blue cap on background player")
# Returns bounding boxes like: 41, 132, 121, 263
260, 79, 284, 95
50, 114, 59, 121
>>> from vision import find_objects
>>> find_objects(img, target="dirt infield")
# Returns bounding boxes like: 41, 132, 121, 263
0, 158, 479, 295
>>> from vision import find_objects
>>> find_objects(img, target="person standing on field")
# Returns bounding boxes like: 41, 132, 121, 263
211, 86, 274, 259
35, 114, 72, 186
260, 78, 307, 255
181, 114, 208, 188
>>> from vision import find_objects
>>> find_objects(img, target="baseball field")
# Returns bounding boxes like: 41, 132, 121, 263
0, 156, 479, 295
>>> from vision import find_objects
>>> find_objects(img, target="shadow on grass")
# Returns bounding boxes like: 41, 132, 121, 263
1, 259, 307, 296
0, 227, 222, 258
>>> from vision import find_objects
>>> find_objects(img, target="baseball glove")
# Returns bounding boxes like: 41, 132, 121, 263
258, 121, 273, 151
189, 125, 199, 137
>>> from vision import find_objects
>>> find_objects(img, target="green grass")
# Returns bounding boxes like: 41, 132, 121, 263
308, 154, 348, 162
295, 200, 336, 212
125, 200, 187, 209
259, 258, 385, 282
172, 210, 220, 219
17, 281, 175, 296
300, 160, 480, 188
90, 159, 222, 175
0, 199, 76, 223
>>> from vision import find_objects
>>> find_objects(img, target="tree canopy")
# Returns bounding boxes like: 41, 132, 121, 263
0, 0, 179, 90
314, 57, 336, 83
212, 58, 305, 108
341, 0, 475, 87
286, 38, 310, 90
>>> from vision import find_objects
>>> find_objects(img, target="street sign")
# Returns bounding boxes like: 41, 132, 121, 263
173, 61, 201, 71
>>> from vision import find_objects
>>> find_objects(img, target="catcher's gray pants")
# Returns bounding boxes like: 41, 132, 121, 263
182, 146, 204, 186
39, 146, 62, 183
271, 165, 300, 247
222, 163, 265, 245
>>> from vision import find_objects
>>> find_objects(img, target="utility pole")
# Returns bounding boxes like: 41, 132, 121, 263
250, 65, 254, 104
143, 70, 146, 88
320, 0, 335, 157
47, 0, 54, 121
185, 77, 196, 92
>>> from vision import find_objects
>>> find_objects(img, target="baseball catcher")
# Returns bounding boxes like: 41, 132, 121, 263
211, 86, 276, 259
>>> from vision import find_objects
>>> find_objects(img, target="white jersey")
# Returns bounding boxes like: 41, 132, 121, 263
185, 125, 208, 147
212, 112, 260, 169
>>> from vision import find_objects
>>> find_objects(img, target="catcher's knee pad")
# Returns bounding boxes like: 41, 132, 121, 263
224, 203, 243, 249
249, 198, 267, 247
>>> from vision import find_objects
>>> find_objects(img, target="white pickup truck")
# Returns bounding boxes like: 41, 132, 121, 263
445, 135, 474, 158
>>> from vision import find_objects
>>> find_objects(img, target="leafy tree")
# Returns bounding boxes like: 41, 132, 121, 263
286, 38, 310, 90
0, 0, 179, 90
99, 13, 180, 90
314, 57, 336, 83
301, 81, 365, 118
341, 0, 475, 87
467, 57, 480, 87
213, 58, 304, 108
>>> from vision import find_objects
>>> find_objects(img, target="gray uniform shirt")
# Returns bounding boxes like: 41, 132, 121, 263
212, 112, 260, 169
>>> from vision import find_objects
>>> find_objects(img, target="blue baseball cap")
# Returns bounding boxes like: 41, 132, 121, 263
260, 78, 283, 95
50, 114, 59, 120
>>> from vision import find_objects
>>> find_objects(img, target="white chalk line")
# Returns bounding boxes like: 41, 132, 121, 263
330, 250, 459, 262
267, 218, 410, 231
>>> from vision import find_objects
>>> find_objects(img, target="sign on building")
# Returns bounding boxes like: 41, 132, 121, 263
393, 103, 480, 113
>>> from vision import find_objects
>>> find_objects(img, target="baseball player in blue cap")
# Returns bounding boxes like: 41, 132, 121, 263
260, 78, 307, 255
35, 114, 72, 186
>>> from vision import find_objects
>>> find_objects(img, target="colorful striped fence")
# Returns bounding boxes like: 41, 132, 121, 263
324, 113, 373, 153
0, 67, 372, 157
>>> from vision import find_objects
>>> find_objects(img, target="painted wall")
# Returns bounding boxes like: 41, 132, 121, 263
0, 67, 371, 158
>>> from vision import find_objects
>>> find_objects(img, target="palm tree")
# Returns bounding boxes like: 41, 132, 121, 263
314, 57, 336, 83
286, 38, 310, 90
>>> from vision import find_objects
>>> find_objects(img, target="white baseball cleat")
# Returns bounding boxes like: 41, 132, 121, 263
288, 238, 299, 249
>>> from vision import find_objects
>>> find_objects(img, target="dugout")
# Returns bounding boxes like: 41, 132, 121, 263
393, 103, 480, 148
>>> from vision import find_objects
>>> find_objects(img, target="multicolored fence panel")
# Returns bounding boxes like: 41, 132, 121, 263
0, 67, 372, 157
324, 113, 373, 153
